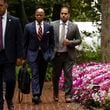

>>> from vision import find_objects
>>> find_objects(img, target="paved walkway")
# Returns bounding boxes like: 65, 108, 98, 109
4, 82, 102, 110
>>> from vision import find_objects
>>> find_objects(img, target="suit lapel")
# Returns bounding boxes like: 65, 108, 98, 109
41, 22, 48, 39
66, 21, 72, 39
5, 15, 12, 37
55, 21, 60, 44
43, 22, 46, 36
32, 21, 36, 34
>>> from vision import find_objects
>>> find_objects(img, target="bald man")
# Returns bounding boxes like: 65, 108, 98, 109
23, 7, 54, 104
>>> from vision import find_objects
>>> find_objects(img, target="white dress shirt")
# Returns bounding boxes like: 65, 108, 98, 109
57, 20, 68, 52
2, 10, 7, 49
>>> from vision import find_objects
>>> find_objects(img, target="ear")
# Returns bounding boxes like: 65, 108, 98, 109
68, 13, 70, 18
5, 3, 8, 8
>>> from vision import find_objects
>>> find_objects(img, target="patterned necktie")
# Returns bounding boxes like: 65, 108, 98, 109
37, 24, 42, 41
60, 23, 65, 48
0, 16, 3, 49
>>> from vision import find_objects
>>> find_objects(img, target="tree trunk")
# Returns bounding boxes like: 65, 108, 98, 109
101, 0, 110, 62
18, 0, 28, 29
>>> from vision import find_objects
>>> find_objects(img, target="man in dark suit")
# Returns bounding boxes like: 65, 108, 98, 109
51, 6, 81, 103
0, 0, 23, 110
23, 7, 54, 104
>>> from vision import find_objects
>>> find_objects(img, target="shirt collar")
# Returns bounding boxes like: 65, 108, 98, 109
2, 10, 7, 20
36, 21, 44, 25
60, 20, 68, 25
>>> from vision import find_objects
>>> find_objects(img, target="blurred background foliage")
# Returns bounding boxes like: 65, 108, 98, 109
8, 0, 101, 27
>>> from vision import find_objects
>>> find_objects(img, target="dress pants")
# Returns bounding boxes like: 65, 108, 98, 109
29, 50, 48, 98
0, 50, 16, 110
52, 52, 73, 97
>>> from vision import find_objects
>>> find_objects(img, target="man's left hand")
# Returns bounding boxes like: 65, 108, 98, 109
16, 58, 22, 66
63, 39, 71, 46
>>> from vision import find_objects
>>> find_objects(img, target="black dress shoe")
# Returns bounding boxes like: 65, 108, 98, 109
32, 96, 41, 104
65, 97, 72, 103
53, 95, 59, 102
7, 102, 14, 110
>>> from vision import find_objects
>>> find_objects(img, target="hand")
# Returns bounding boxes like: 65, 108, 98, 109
63, 39, 71, 46
22, 59, 27, 65
16, 58, 22, 66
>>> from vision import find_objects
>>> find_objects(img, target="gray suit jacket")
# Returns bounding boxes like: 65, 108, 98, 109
51, 20, 81, 60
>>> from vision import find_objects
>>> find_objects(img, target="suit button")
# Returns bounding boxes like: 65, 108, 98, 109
38, 46, 41, 50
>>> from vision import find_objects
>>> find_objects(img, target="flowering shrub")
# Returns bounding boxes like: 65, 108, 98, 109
59, 62, 110, 107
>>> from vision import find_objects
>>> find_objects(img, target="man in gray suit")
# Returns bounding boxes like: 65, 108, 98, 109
51, 6, 81, 103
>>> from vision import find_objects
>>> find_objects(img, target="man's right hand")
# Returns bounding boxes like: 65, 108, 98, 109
22, 59, 27, 65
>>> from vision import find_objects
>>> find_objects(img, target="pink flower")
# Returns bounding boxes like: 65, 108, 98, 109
59, 62, 110, 103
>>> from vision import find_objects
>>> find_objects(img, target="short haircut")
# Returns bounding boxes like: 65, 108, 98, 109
4, 0, 7, 2
60, 5, 70, 13
0, 0, 8, 3
35, 6, 44, 11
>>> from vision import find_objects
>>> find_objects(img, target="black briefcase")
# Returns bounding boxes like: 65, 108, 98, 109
18, 64, 31, 103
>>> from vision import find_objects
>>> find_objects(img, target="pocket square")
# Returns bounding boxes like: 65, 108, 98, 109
46, 31, 50, 34
9, 19, 12, 22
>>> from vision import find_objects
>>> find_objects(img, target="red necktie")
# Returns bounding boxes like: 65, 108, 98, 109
37, 24, 42, 41
0, 16, 3, 49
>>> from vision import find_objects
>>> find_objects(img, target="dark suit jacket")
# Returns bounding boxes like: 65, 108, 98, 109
51, 20, 81, 60
4, 15, 23, 63
23, 21, 54, 62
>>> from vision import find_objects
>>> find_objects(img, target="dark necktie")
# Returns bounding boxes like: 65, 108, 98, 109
0, 16, 3, 49
37, 24, 42, 41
